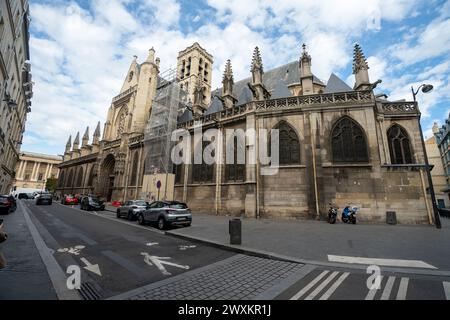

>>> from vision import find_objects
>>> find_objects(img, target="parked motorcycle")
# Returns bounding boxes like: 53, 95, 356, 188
342, 206, 357, 224
327, 204, 338, 224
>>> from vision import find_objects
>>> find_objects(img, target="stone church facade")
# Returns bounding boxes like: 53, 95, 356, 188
57, 42, 434, 225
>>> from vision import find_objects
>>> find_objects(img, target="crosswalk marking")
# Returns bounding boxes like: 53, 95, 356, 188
396, 278, 409, 300
365, 276, 384, 300
380, 276, 396, 300
304, 271, 340, 300
327, 255, 437, 269
444, 282, 450, 300
319, 272, 350, 300
290, 271, 330, 300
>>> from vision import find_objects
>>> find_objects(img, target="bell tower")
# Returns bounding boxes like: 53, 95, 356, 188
177, 42, 214, 106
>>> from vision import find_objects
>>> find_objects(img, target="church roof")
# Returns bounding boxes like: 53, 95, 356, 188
324, 73, 353, 93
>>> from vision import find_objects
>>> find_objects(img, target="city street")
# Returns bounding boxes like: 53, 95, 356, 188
0, 200, 449, 300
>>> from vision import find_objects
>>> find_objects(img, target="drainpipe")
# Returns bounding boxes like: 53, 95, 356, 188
309, 112, 320, 219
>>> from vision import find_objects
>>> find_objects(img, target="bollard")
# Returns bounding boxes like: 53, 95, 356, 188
386, 211, 397, 225
229, 218, 242, 245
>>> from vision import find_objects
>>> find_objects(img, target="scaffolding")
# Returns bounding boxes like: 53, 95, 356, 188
142, 68, 187, 201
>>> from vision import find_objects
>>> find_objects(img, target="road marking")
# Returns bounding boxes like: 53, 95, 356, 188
319, 272, 350, 300
304, 271, 339, 300
396, 278, 409, 300
80, 257, 102, 276
444, 282, 450, 300
57, 245, 85, 256
328, 255, 437, 269
365, 276, 384, 300
146, 242, 159, 247
179, 245, 196, 251
141, 253, 190, 276
290, 270, 330, 300
380, 276, 396, 300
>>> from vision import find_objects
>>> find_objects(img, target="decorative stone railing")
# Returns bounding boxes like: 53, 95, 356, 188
381, 101, 418, 114
59, 153, 99, 168
255, 90, 373, 110
178, 90, 374, 129
103, 139, 121, 149
129, 135, 144, 145
112, 85, 137, 104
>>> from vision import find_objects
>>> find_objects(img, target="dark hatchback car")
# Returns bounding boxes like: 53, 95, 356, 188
36, 192, 53, 205
138, 201, 192, 230
18, 193, 31, 200
0, 195, 16, 214
80, 196, 105, 211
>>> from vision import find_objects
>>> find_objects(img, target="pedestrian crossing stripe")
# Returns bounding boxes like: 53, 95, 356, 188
290, 270, 413, 300
444, 282, 450, 300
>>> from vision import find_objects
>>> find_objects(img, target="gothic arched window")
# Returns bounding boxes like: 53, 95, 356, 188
193, 141, 215, 183
388, 125, 413, 164
331, 117, 369, 163
226, 136, 246, 182
66, 169, 74, 188
87, 166, 95, 187
58, 171, 65, 188
76, 167, 84, 187
273, 121, 300, 165
129, 154, 139, 186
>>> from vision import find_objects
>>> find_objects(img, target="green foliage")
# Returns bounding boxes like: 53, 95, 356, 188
46, 177, 58, 193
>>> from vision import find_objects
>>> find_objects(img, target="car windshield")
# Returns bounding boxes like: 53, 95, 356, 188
90, 197, 100, 202
169, 203, 188, 209
135, 201, 147, 206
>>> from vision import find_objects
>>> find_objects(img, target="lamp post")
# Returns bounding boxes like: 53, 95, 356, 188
412, 84, 441, 229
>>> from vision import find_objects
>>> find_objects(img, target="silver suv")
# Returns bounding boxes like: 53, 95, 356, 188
138, 201, 192, 230
117, 200, 148, 221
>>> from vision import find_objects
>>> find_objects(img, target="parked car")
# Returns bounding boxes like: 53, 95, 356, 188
18, 193, 31, 200
36, 192, 53, 205
80, 196, 105, 211
138, 201, 192, 230
117, 200, 148, 221
6, 195, 16, 212
0, 196, 15, 214
61, 194, 78, 205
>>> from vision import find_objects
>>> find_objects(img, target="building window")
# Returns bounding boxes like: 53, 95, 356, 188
226, 137, 246, 182
388, 125, 413, 164
129, 154, 139, 186
193, 142, 215, 183
331, 117, 369, 163
38, 173, 43, 181
76, 167, 84, 187
271, 121, 301, 165
174, 163, 183, 184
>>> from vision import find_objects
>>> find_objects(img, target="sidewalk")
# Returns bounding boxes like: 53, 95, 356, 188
166, 213, 450, 272
0, 204, 57, 300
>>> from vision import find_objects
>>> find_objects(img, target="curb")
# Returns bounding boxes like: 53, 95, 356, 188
165, 230, 450, 278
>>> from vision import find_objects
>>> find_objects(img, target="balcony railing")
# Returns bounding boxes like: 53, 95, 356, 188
381, 101, 418, 114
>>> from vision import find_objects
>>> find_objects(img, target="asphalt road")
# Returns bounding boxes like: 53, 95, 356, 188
22, 200, 234, 299
2, 200, 449, 300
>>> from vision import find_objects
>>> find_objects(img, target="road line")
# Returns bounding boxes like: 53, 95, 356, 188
19, 201, 81, 300
290, 270, 329, 300
304, 271, 339, 300
328, 255, 437, 269
319, 272, 350, 300
380, 276, 396, 300
396, 277, 409, 300
365, 276, 384, 300
444, 282, 450, 300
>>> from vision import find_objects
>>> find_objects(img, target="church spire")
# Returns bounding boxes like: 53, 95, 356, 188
300, 43, 312, 78
73, 132, 80, 150
248, 46, 270, 101
82, 127, 89, 147
352, 43, 371, 90
65, 135, 72, 153
251, 46, 263, 76
221, 60, 237, 108
93, 121, 101, 145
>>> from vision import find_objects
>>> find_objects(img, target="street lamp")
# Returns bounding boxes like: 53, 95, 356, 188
412, 84, 442, 229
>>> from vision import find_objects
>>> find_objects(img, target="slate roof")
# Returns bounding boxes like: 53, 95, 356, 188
324, 73, 353, 93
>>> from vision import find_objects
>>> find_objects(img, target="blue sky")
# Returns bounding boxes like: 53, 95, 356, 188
24, 0, 450, 155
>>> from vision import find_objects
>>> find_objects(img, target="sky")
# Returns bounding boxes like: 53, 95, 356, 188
23, 0, 450, 155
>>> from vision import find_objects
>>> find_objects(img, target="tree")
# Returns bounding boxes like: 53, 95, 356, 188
46, 177, 58, 193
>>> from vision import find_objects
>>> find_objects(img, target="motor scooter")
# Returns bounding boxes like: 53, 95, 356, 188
327, 204, 338, 224
342, 206, 357, 224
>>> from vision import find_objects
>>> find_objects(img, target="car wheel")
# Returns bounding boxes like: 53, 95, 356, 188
127, 211, 133, 221
49, 201, 52, 206
185, 223, 192, 227
157, 217, 166, 230
116, 209, 121, 219
138, 214, 145, 225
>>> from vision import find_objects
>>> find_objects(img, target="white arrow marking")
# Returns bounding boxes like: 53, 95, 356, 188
80, 257, 102, 276
146, 242, 159, 247
141, 253, 190, 276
